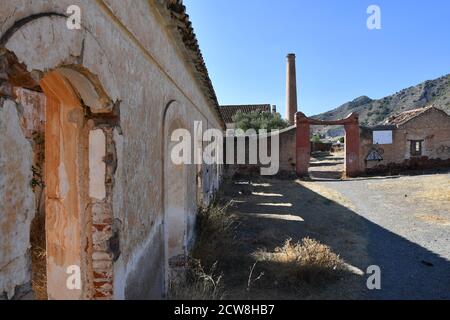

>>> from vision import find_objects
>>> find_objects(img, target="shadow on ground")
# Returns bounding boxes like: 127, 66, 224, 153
207, 177, 450, 300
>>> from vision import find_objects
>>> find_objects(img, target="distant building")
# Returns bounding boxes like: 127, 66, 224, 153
219, 104, 274, 129
361, 106, 450, 172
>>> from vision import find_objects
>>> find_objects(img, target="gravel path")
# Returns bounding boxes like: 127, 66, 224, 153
316, 173, 450, 299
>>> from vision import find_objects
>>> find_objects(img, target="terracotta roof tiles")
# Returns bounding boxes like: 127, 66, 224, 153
384, 106, 436, 126
157, 0, 225, 127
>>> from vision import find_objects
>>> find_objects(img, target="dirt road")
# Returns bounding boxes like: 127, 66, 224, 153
317, 173, 450, 299
220, 171, 450, 299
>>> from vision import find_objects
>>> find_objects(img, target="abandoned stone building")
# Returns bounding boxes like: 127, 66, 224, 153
0, 0, 224, 300
361, 106, 450, 173
2, 0, 450, 302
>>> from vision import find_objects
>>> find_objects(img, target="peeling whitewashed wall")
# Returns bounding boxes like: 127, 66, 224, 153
0, 99, 35, 299
0, 0, 223, 299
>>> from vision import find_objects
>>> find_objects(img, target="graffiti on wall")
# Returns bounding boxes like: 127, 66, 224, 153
365, 148, 384, 162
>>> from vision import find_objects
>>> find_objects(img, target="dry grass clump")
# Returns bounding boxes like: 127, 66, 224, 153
170, 201, 238, 300
169, 259, 224, 300
196, 202, 236, 238
192, 201, 238, 268
254, 238, 346, 285
30, 201, 47, 300
30, 245, 47, 300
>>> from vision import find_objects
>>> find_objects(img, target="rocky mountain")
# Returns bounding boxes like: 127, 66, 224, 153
312, 74, 450, 137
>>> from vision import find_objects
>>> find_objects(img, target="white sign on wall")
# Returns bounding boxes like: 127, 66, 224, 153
373, 130, 393, 144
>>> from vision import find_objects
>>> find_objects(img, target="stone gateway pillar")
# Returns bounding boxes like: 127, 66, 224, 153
286, 53, 298, 124
344, 119, 361, 177
295, 112, 310, 176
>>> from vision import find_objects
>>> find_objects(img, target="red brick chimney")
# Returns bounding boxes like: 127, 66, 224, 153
286, 53, 298, 124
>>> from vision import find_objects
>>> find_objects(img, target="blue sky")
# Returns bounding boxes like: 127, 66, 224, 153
184, 0, 450, 117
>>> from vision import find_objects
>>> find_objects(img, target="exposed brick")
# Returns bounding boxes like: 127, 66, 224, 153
94, 271, 113, 280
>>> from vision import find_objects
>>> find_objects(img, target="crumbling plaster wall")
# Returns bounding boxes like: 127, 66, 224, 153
0, 99, 35, 299
1, 0, 223, 300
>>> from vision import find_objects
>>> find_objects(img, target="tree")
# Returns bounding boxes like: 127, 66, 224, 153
311, 134, 321, 143
232, 110, 289, 132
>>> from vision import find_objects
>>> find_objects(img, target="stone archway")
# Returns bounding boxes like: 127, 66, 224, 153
295, 112, 361, 178
1, 51, 117, 299
0, 10, 120, 299
160, 101, 190, 295
163, 116, 189, 290
41, 69, 118, 300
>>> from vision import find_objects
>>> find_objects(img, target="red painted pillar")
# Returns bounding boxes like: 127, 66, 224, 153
295, 112, 310, 177
344, 114, 360, 177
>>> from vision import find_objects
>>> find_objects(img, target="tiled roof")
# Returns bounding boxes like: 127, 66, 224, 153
384, 106, 440, 126
219, 104, 271, 123
156, 0, 225, 127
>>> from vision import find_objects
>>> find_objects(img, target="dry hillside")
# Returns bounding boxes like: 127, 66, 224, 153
313, 74, 450, 137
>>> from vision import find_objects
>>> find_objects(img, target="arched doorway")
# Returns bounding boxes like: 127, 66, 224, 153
163, 117, 189, 288
1, 12, 119, 300
40, 70, 90, 299
40, 69, 117, 300
164, 121, 187, 264
1, 52, 116, 299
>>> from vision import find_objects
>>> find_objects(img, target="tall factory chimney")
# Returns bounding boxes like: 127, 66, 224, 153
286, 53, 298, 124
